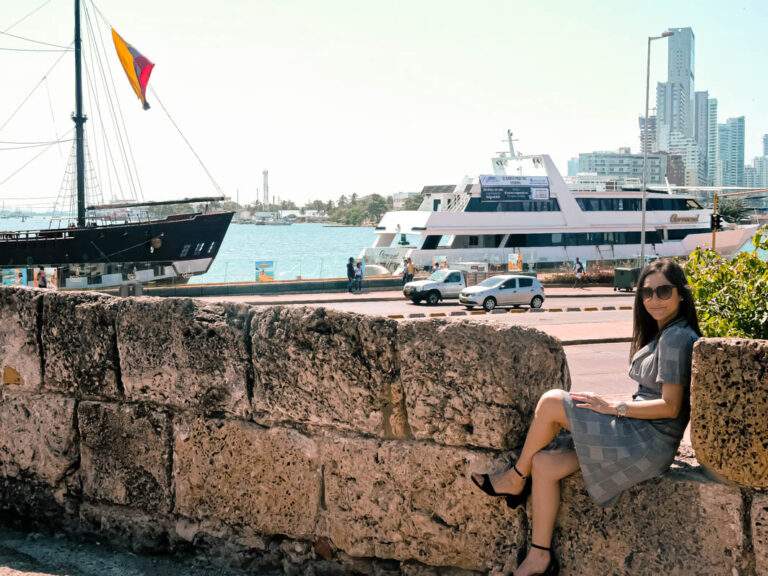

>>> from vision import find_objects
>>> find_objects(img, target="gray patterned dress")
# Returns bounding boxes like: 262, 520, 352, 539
561, 317, 699, 506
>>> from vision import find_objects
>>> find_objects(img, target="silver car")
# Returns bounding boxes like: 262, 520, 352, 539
459, 274, 545, 311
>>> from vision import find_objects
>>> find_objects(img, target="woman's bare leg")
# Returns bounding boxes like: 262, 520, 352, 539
502, 450, 580, 576
478, 390, 570, 495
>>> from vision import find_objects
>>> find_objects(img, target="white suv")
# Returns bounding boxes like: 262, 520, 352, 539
459, 274, 545, 311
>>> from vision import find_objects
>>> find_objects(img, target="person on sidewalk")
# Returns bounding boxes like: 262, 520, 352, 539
353, 260, 363, 293
346, 257, 355, 293
36, 268, 47, 289
572, 258, 585, 289
471, 259, 700, 576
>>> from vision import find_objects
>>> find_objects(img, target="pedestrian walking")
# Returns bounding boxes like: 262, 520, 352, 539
353, 261, 363, 293
36, 268, 47, 289
572, 257, 585, 289
406, 258, 415, 283
471, 259, 701, 576
346, 257, 355, 293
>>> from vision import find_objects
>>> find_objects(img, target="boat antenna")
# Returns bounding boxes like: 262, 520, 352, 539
73, 0, 87, 227
506, 129, 518, 157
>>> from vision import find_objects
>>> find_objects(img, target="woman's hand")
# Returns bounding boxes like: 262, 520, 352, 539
571, 392, 617, 415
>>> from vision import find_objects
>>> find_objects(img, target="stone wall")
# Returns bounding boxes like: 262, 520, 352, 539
0, 285, 765, 575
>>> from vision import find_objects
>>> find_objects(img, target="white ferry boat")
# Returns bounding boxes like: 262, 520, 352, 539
364, 138, 758, 272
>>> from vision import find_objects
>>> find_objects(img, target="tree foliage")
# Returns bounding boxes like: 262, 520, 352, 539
684, 226, 768, 339
327, 194, 392, 225
718, 198, 750, 223
402, 194, 424, 210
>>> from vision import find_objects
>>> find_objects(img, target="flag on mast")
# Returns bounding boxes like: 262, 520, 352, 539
111, 29, 154, 110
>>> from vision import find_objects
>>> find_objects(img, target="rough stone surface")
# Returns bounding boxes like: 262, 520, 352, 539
691, 338, 768, 488
0, 392, 77, 487
78, 402, 172, 512
0, 286, 42, 391
78, 502, 172, 554
250, 306, 403, 437
320, 435, 524, 571
116, 298, 251, 417
41, 290, 120, 398
173, 417, 321, 540
754, 492, 768, 576
397, 320, 570, 450
553, 465, 746, 575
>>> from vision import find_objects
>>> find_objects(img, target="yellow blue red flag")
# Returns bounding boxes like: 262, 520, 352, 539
111, 28, 154, 110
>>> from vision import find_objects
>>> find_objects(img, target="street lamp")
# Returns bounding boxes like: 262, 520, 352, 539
640, 29, 674, 266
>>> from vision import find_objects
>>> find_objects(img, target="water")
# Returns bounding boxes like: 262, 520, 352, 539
0, 217, 377, 282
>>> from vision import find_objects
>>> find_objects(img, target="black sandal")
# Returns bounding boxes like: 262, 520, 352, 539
471, 464, 531, 509
519, 543, 559, 576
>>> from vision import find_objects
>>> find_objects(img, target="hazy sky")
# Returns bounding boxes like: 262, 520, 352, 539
1, 0, 766, 209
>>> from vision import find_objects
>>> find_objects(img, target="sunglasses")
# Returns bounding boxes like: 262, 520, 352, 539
639, 284, 676, 301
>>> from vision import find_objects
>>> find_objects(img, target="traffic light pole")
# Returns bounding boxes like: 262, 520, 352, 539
711, 193, 719, 252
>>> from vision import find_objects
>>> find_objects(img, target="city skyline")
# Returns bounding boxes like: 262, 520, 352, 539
1, 0, 767, 210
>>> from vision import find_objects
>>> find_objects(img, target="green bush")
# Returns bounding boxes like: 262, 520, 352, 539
684, 226, 768, 339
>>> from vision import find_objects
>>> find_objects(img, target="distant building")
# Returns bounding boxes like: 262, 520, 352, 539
694, 91, 709, 183
567, 157, 580, 177
392, 191, 420, 210
752, 156, 768, 188
763, 134, 768, 157
745, 165, 758, 188
578, 149, 666, 184
666, 27, 695, 139
666, 154, 686, 186
638, 115, 657, 154
669, 133, 701, 185
707, 98, 719, 186
718, 116, 746, 186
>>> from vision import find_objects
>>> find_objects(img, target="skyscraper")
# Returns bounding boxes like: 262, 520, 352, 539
718, 117, 745, 186
763, 134, 768, 157
667, 27, 695, 139
706, 99, 719, 186
638, 115, 657, 154
694, 91, 709, 183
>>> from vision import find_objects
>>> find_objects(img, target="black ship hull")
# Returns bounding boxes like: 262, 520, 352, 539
1, 211, 234, 288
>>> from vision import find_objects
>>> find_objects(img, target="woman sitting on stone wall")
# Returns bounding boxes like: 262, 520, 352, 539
471, 259, 701, 576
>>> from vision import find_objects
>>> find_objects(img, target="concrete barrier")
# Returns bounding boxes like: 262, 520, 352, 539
0, 285, 763, 575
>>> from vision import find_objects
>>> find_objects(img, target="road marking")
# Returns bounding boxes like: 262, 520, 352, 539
489, 309, 507, 314
530, 308, 545, 313
470, 310, 485, 315
509, 308, 527, 313
566, 307, 581, 312
584, 307, 599, 311
602, 306, 616, 311
429, 312, 446, 317
619, 306, 633, 310
548, 308, 563, 312
450, 311, 467, 316
387, 314, 404, 319
407, 313, 426, 318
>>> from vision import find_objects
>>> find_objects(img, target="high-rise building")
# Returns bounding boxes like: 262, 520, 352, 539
754, 157, 768, 187
656, 82, 689, 150
578, 149, 667, 183
567, 157, 580, 176
718, 117, 745, 186
666, 154, 686, 186
694, 91, 709, 182
638, 115, 657, 154
667, 27, 695, 138
745, 165, 758, 188
763, 134, 768, 157
669, 133, 700, 185
706, 98, 719, 186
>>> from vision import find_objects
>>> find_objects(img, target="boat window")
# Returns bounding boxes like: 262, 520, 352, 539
180, 244, 191, 257
194, 242, 205, 256
465, 198, 561, 212
207, 241, 216, 254
686, 199, 703, 209
421, 235, 443, 250
519, 278, 534, 288
468, 235, 479, 246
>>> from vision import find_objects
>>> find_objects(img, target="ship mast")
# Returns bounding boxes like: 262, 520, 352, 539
73, 0, 87, 227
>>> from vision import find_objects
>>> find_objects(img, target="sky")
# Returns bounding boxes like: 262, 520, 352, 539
1, 0, 767, 210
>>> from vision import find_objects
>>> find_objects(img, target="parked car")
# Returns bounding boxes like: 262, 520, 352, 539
403, 269, 466, 305
459, 274, 545, 311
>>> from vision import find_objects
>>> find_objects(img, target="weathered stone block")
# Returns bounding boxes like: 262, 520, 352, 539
320, 436, 524, 571
554, 466, 746, 575
250, 306, 402, 436
754, 492, 768, 576
0, 286, 42, 391
78, 402, 172, 512
42, 291, 120, 398
79, 502, 172, 553
116, 298, 251, 417
690, 338, 768, 488
397, 320, 570, 450
173, 417, 320, 539
0, 392, 77, 487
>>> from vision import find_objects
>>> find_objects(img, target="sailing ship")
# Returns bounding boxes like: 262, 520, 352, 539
0, 0, 233, 289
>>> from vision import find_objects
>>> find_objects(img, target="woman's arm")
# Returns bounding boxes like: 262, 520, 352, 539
571, 383, 684, 420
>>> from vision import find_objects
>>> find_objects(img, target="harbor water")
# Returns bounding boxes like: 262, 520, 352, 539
0, 217, 377, 282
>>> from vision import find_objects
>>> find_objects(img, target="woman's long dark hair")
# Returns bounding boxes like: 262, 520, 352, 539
629, 259, 702, 361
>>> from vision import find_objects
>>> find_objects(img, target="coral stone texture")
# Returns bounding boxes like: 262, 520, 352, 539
554, 466, 746, 575
754, 493, 768, 576
0, 287, 42, 391
78, 402, 172, 512
116, 298, 251, 417
0, 393, 77, 487
690, 338, 768, 488
173, 417, 321, 539
397, 320, 570, 449
320, 436, 524, 571
250, 306, 401, 436
41, 291, 120, 397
